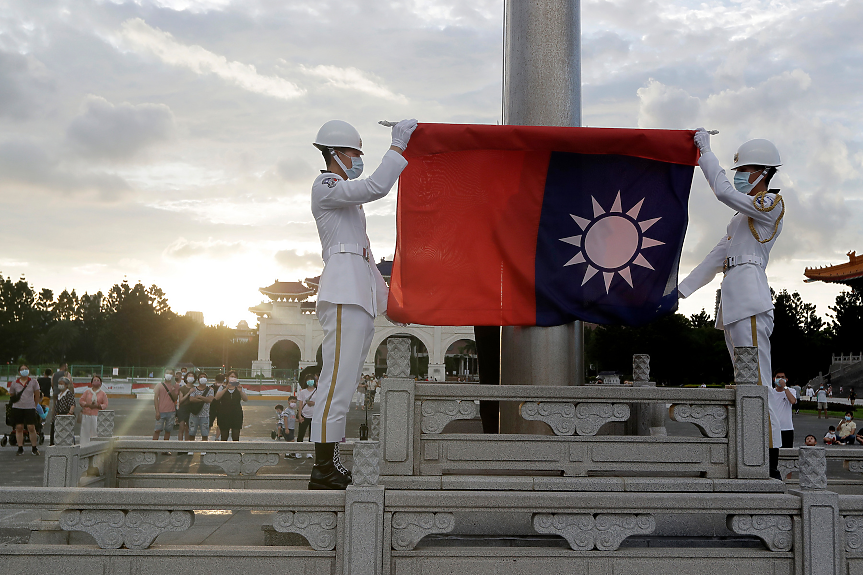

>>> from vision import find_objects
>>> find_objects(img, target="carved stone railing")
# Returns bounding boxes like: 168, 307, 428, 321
0, 486, 344, 552
44, 439, 354, 489
377, 341, 770, 480
384, 489, 802, 561
380, 380, 768, 480
777, 447, 863, 483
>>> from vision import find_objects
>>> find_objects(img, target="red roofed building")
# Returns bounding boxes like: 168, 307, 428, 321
804, 251, 863, 291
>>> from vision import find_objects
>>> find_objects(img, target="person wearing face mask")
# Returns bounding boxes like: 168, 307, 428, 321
176, 371, 198, 446
186, 372, 214, 452
837, 411, 857, 445
153, 369, 179, 448
680, 131, 785, 478
296, 377, 318, 456
54, 377, 76, 423
79, 375, 108, 445
309, 118, 418, 490
769, 372, 797, 452
214, 370, 247, 441
8, 364, 42, 455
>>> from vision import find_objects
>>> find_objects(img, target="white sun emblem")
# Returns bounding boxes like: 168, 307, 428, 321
559, 191, 664, 293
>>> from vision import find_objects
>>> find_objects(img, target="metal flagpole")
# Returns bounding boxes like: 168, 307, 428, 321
499, 0, 584, 434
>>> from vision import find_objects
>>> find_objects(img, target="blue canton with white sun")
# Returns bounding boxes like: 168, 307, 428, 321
534, 152, 694, 326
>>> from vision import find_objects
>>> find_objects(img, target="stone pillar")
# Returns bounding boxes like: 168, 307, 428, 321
794, 446, 843, 575
96, 410, 114, 438
344, 441, 384, 575
380, 338, 415, 476
53, 414, 75, 447
370, 414, 380, 442
632, 354, 666, 436
733, 346, 770, 479
500, 0, 583, 434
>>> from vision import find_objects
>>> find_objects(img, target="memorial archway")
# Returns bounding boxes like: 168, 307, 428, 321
444, 338, 477, 380
269, 338, 301, 370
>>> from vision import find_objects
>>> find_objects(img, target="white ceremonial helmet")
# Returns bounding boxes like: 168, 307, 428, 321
313, 120, 363, 154
731, 138, 781, 169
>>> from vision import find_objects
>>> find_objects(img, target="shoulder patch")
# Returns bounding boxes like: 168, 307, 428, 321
753, 194, 776, 209
321, 177, 339, 188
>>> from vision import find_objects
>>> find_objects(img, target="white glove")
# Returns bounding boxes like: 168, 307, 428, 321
694, 128, 711, 154
391, 118, 418, 151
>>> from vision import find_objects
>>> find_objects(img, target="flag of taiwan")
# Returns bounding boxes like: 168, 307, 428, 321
386, 124, 699, 327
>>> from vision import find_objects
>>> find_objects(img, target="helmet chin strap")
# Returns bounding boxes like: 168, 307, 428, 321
330, 148, 350, 175
751, 170, 767, 188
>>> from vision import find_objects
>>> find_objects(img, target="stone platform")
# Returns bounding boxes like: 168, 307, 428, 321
0, 343, 859, 574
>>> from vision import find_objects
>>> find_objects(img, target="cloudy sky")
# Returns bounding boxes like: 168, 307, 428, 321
1, 0, 861, 329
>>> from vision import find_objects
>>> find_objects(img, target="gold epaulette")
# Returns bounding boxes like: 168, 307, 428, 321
748, 190, 785, 244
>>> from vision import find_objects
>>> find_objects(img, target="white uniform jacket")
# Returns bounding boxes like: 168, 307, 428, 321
678, 151, 784, 328
312, 150, 408, 318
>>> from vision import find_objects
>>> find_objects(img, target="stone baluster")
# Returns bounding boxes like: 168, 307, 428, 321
96, 410, 115, 438
380, 338, 415, 476
53, 415, 76, 447
798, 446, 827, 491
732, 346, 770, 479
370, 413, 380, 441
344, 440, 384, 575
794, 446, 843, 574
631, 354, 666, 437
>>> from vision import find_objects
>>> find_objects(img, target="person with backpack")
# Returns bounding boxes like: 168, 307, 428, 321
8, 364, 41, 455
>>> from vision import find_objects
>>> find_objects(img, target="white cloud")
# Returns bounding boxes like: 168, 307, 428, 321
299, 64, 408, 103
637, 79, 700, 129
118, 18, 305, 100
163, 237, 245, 259
274, 249, 322, 269
72, 263, 108, 275
67, 95, 175, 160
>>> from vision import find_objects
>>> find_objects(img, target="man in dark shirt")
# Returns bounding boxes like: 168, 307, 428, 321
37, 369, 53, 399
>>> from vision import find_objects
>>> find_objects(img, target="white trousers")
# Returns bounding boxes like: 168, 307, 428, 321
723, 310, 781, 448
312, 302, 375, 443
80, 414, 98, 445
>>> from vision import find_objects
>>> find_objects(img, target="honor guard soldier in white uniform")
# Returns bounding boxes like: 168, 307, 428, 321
308, 118, 417, 490
679, 130, 785, 479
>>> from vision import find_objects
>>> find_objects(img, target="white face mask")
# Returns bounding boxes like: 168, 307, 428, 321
199, 378, 208, 384
165, 374, 173, 381
186, 377, 195, 383
289, 402, 297, 409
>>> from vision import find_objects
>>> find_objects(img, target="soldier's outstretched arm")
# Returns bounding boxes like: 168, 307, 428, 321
316, 119, 418, 210
698, 151, 779, 224
316, 150, 408, 209
678, 235, 727, 298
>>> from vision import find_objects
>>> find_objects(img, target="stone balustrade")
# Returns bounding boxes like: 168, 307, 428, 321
377, 341, 772, 481
44, 439, 354, 489
777, 447, 863, 484
379, 381, 769, 480
2, 482, 854, 574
